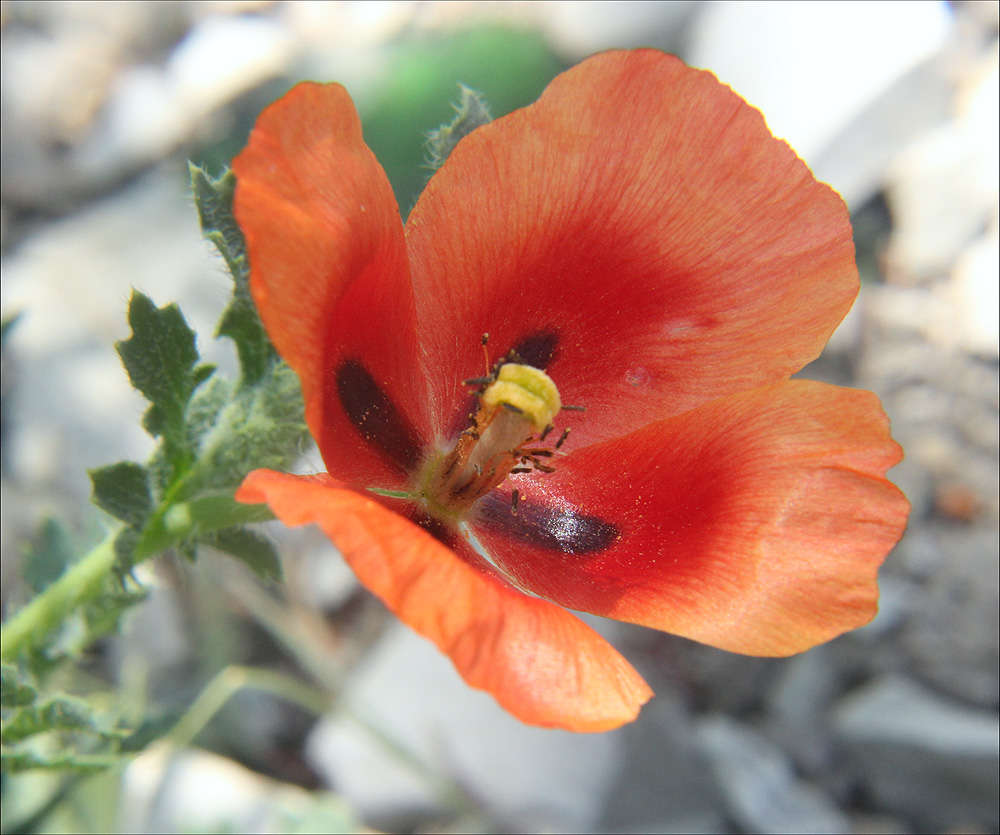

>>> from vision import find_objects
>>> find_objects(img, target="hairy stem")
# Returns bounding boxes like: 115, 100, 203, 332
0, 530, 119, 661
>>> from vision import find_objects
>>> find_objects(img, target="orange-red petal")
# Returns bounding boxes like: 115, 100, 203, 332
233, 83, 430, 488
406, 50, 859, 447
471, 380, 910, 656
235, 469, 652, 731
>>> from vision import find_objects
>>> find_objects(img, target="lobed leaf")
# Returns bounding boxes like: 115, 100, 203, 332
115, 291, 201, 461
89, 462, 153, 527
206, 527, 282, 581
191, 164, 275, 385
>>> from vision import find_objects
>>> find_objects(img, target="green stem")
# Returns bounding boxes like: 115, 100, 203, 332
231, 579, 481, 816
0, 530, 119, 662
167, 665, 330, 750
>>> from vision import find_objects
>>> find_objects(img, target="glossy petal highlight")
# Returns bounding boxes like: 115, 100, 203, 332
236, 470, 652, 731
407, 50, 859, 447
234, 83, 430, 488
472, 380, 909, 656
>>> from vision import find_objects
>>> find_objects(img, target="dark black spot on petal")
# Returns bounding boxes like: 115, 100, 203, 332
477, 491, 618, 555
406, 507, 460, 548
336, 359, 422, 474
511, 331, 558, 370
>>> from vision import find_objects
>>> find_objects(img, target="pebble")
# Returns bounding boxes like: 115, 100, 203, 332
305, 622, 624, 833
697, 716, 853, 835
832, 674, 1000, 832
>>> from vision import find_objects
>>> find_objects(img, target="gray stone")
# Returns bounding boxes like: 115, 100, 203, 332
686, 1, 951, 198
599, 694, 728, 835
305, 622, 623, 833
120, 742, 361, 834
832, 674, 999, 831
900, 528, 999, 708
697, 716, 853, 834
1, 167, 231, 503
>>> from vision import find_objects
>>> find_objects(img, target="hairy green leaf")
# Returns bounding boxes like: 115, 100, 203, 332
191, 164, 274, 385
89, 462, 153, 527
1, 747, 120, 775
22, 518, 75, 594
183, 361, 308, 496
0, 664, 132, 777
116, 292, 202, 462
1, 664, 37, 708
207, 527, 282, 581
424, 83, 492, 170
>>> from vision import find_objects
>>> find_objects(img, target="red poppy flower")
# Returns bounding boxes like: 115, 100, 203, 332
232, 49, 909, 731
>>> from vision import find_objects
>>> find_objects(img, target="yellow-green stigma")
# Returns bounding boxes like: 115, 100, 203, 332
418, 363, 563, 519
481, 363, 561, 432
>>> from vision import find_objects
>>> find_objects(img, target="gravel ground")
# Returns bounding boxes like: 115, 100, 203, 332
2, 3, 997, 833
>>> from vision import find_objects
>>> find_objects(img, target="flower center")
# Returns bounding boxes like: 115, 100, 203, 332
417, 363, 563, 520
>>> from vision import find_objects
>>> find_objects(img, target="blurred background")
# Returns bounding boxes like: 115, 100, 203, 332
1, 1, 997, 833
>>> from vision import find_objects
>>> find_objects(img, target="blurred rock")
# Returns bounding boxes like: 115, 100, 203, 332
1, 166, 230, 501
539, 1, 697, 58
1, 4, 292, 214
810, 56, 954, 212
848, 811, 914, 835
82, 13, 293, 180
832, 674, 999, 832
0, 2, 187, 211
653, 636, 781, 716
764, 646, 842, 774
686, 1, 952, 199
899, 527, 999, 709
598, 694, 728, 835
120, 741, 361, 834
948, 224, 1000, 358
305, 622, 623, 833
697, 716, 853, 834
884, 41, 998, 282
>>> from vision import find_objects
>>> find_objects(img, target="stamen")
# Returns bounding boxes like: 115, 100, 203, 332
556, 428, 570, 449
511, 489, 520, 515
417, 362, 563, 518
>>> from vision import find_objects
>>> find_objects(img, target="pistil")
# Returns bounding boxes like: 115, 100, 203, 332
418, 363, 562, 519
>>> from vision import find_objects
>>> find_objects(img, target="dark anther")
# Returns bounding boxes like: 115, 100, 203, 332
511, 489, 520, 515
534, 463, 556, 473
556, 428, 570, 449
540, 424, 554, 441
502, 402, 524, 414
335, 359, 422, 473
481, 333, 490, 346
464, 375, 492, 386
510, 467, 531, 474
